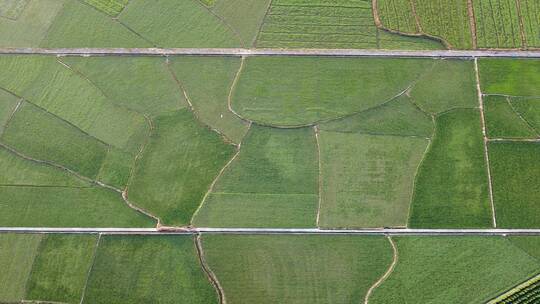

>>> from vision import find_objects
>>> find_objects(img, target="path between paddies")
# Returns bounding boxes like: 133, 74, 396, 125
1, 227, 540, 235
1, 48, 540, 58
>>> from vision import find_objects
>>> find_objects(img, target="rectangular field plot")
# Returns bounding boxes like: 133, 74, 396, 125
474, 0, 523, 49
194, 126, 318, 228
409, 109, 492, 228
84, 0, 129, 17
369, 236, 540, 304
489, 142, 540, 228
318, 131, 428, 228
479, 58, 540, 96
0, 233, 42, 302
202, 234, 394, 304
25, 234, 98, 303
83, 235, 218, 304
484, 95, 539, 139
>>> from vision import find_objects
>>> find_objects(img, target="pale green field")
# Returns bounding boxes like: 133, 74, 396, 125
484, 95, 538, 138
194, 125, 318, 227
0, 233, 42, 302
168, 56, 249, 144
318, 131, 428, 228
202, 235, 394, 304
232, 57, 433, 126
370, 236, 540, 304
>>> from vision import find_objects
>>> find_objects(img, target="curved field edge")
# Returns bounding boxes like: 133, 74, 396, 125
369, 236, 540, 304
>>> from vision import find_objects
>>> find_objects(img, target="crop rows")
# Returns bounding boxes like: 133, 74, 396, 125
84, 0, 129, 17
474, 0, 522, 48
491, 274, 540, 304
257, 0, 380, 48
519, 0, 540, 48
377, 0, 419, 33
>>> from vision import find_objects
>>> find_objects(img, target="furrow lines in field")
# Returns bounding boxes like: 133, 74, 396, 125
113, 18, 158, 47
466, 0, 478, 49
474, 58, 497, 228
260, 31, 376, 37
515, 0, 527, 48
0, 97, 23, 137
364, 236, 398, 304
271, 4, 370, 9
410, 0, 423, 33
488, 138, 540, 142
21, 235, 45, 302
194, 234, 227, 304
252, 0, 273, 47
78, 233, 101, 304
0, 184, 91, 188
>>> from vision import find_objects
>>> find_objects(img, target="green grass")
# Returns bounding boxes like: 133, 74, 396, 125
25, 234, 98, 303
212, 0, 271, 46
83, 235, 218, 304
318, 131, 428, 228
62, 56, 186, 117
232, 56, 434, 126
1, 102, 108, 179
202, 234, 393, 304
0, 146, 87, 187
168, 56, 249, 143
479, 59, 540, 96
484, 95, 538, 138
409, 109, 492, 228
0, 186, 154, 227
320, 95, 434, 137
489, 142, 540, 228
0, 88, 19, 135
369, 236, 540, 304
511, 97, 540, 134
410, 59, 478, 114
0, 0, 30, 19
129, 109, 235, 226
193, 125, 318, 228
0, 233, 42, 302
119, 0, 240, 48
0, 0, 64, 47
41, 0, 149, 48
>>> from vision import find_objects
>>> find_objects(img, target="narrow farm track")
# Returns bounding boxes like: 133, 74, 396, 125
1, 48, 540, 57
364, 236, 398, 304
2, 227, 540, 235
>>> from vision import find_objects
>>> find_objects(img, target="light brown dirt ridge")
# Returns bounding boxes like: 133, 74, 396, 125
514, 0, 527, 49
194, 234, 226, 304
474, 58, 497, 228
466, 0, 478, 49
313, 125, 323, 227
364, 236, 398, 304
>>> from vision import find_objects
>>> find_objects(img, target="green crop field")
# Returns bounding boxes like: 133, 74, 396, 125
479, 59, 540, 96
484, 95, 539, 138
409, 109, 492, 228
369, 236, 540, 304
202, 235, 394, 303
194, 126, 318, 228
317, 131, 428, 228
489, 142, 540, 228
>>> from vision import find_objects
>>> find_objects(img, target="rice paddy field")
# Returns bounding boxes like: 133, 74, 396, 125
0, 55, 537, 230
0, 2, 539, 300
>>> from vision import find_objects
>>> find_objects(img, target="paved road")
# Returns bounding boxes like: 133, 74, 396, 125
2, 48, 540, 58
1, 227, 540, 235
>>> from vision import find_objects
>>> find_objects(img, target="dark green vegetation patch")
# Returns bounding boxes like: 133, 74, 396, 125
489, 142, 540, 228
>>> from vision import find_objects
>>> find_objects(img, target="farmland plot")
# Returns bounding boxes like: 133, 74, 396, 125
518, 0, 540, 48
377, 0, 418, 33
232, 56, 434, 126
0, 233, 42, 302
479, 58, 540, 96
83, 235, 218, 304
194, 126, 318, 228
168, 56, 249, 144
369, 236, 540, 304
317, 131, 428, 228
25, 234, 98, 303
129, 109, 236, 226
488, 274, 540, 304
511, 97, 540, 133
409, 109, 492, 228
474, 0, 523, 49
84, 0, 129, 17
484, 95, 538, 138
489, 142, 540, 228
202, 235, 393, 304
